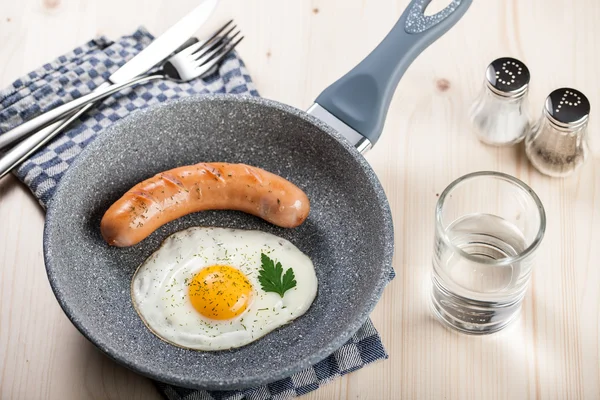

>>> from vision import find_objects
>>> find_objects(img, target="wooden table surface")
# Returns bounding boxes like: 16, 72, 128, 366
1, 0, 599, 399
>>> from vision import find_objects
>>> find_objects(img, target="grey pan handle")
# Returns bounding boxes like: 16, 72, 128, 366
314, 0, 472, 146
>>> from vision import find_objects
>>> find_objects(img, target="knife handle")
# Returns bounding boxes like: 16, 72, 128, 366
0, 82, 105, 151
0, 109, 87, 179
0, 75, 161, 179
0, 74, 160, 151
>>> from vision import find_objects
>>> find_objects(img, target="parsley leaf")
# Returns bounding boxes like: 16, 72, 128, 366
258, 253, 297, 297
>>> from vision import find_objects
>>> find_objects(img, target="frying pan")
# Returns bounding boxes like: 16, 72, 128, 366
44, 0, 471, 390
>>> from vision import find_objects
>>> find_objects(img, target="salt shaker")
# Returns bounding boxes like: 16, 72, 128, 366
470, 57, 531, 146
525, 88, 590, 177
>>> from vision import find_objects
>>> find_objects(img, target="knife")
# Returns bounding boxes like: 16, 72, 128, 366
0, 0, 218, 151
0, 38, 199, 180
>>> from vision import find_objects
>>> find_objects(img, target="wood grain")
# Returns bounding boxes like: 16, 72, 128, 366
1, 0, 599, 399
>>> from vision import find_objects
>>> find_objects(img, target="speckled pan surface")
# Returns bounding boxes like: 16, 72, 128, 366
44, 94, 394, 390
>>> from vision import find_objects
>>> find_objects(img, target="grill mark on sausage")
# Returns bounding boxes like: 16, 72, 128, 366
196, 163, 226, 183
159, 173, 185, 189
130, 190, 159, 204
245, 165, 264, 185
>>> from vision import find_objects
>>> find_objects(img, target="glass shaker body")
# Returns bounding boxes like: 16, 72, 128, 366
525, 88, 590, 178
470, 85, 530, 146
470, 57, 531, 146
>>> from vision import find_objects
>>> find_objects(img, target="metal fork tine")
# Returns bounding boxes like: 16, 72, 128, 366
192, 20, 234, 55
194, 30, 240, 67
159, 22, 243, 82
204, 36, 244, 70
177, 41, 203, 58
193, 36, 244, 78
215, 36, 244, 63
177, 20, 234, 58
191, 25, 237, 60
201, 19, 233, 46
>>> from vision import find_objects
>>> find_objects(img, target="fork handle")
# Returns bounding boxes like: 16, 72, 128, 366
0, 74, 163, 179
0, 109, 85, 179
0, 74, 162, 151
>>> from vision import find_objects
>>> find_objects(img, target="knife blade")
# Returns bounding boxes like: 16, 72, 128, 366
0, 0, 218, 150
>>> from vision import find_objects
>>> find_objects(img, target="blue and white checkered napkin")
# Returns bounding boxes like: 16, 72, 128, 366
0, 29, 389, 399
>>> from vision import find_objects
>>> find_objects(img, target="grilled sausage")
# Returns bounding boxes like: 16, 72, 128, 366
100, 163, 310, 247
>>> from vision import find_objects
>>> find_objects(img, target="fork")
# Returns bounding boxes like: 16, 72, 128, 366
0, 21, 243, 179
0, 20, 242, 148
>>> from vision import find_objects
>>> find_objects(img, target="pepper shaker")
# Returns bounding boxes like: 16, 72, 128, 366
525, 88, 590, 177
470, 57, 531, 146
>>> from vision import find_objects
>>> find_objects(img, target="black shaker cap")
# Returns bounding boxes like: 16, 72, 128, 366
545, 88, 590, 127
485, 57, 530, 96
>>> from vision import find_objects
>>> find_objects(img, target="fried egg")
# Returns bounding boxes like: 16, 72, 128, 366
131, 227, 318, 351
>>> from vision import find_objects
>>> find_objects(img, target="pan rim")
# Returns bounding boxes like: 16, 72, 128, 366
43, 94, 394, 389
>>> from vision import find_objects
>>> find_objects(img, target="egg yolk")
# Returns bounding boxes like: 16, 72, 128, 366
188, 265, 253, 320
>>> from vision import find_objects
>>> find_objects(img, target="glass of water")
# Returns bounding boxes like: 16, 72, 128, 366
431, 171, 546, 334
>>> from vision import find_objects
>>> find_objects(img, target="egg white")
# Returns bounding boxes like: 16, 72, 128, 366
131, 227, 318, 351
